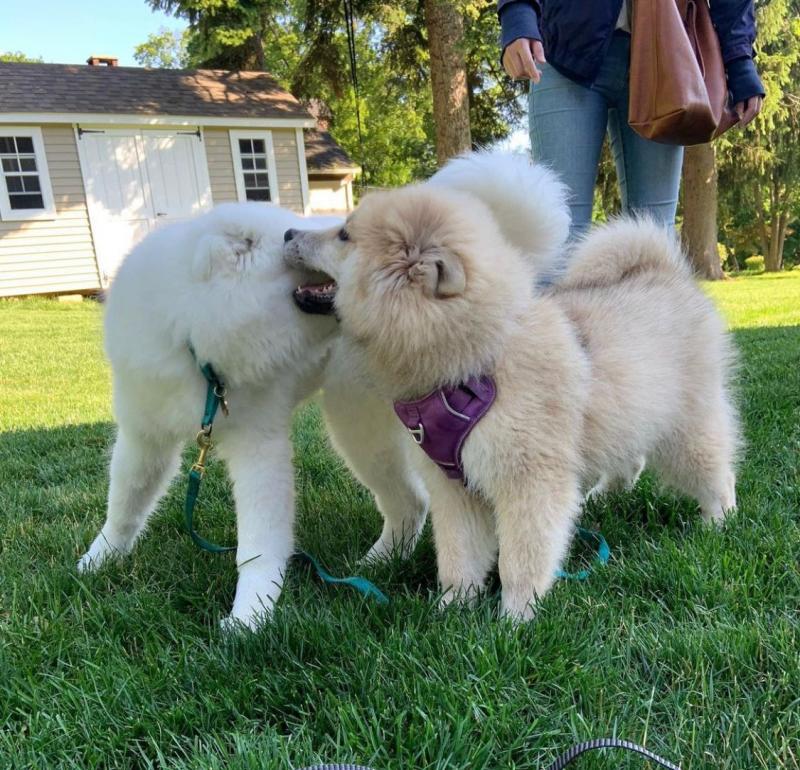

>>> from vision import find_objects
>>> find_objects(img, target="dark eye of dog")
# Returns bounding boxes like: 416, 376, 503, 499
338, 228, 350, 242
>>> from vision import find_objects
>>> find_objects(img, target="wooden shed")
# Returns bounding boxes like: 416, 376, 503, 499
0, 58, 358, 296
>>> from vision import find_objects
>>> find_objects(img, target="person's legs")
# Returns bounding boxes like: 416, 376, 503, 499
607, 113, 684, 226
529, 64, 610, 238
604, 36, 684, 227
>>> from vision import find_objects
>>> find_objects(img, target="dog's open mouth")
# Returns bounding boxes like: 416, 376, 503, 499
293, 275, 338, 315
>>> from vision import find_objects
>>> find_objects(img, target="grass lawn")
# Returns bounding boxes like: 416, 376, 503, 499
1, 273, 798, 769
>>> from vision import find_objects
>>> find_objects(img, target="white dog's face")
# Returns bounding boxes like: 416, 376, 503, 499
158, 202, 342, 386
282, 220, 352, 316
283, 186, 533, 394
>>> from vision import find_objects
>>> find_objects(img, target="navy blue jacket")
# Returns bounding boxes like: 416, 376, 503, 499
498, 0, 764, 105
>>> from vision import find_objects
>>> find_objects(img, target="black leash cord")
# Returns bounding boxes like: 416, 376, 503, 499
546, 738, 681, 770
301, 765, 372, 770
298, 737, 682, 770
298, 766, 372, 770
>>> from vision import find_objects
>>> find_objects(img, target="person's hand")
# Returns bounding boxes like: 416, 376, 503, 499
734, 96, 763, 127
502, 38, 546, 83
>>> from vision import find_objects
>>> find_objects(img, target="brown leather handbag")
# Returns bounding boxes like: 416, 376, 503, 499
629, 0, 739, 145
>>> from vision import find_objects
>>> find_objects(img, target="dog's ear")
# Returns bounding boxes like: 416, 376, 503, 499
193, 233, 259, 280
406, 246, 466, 298
192, 234, 231, 281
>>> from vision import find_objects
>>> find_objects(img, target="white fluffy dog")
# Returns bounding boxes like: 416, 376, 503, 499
78, 203, 344, 626
283, 163, 739, 621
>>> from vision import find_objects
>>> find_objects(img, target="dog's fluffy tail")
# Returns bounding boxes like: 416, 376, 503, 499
558, 217, 692, 290
427, 150, 571, 274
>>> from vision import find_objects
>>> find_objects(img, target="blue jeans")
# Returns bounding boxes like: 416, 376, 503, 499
529, 33, 684, 239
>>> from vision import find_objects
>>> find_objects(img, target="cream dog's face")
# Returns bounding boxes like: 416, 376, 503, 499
283, 185, 530, 394
282, 187, 470, 318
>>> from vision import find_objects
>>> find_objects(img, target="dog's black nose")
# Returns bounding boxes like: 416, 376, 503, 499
284, 228, 297, 243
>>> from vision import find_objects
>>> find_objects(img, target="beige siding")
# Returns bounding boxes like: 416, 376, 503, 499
0, 124, 100, 297
204, 128, 238, 204
309, 179, 351, 215
272, 129, 304, 212
206, 128, 305, 213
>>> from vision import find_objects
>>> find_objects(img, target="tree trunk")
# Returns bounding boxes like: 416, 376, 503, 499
764, 184, 788, 272
681, 143, 723, 279
424, 0, 472, 165
764, 217, 785, 272
777, 212, 789, 269
756, 205, 770, 259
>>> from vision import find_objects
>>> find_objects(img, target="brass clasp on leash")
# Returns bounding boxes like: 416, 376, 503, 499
192, 427, 213, 475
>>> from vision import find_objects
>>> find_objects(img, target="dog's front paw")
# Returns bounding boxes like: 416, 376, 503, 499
221, 599, 274, 633
77, 534, 126, 573
362, 537, 394, 563
363, 535, 412, 564
363, 524, 422, 563
500, 588, 538, 623
222, 565, 283, 632
219, 610, 268, 633
438, 578, 484, 610
701, 505, 735, 527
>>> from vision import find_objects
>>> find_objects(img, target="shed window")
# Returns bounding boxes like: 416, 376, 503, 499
237, 138, 271, 201
229, 131, 279, 205
0, 128, 56, 221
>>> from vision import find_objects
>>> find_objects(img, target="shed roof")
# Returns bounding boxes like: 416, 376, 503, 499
0, 61, 312, 121
304, 129, 360, 173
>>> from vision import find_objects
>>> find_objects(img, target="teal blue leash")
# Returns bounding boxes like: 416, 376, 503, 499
295, 551, 389, 605
185, 349, 389, 601
185, 354, 236, 554
556, 526, 610, 581
185, 350, 609, 601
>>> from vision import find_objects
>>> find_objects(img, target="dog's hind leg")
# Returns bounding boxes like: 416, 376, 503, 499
652, 398, 738, 525
78, 429, 181, 572
322, 368, 429, 561
586, 455, 646, 500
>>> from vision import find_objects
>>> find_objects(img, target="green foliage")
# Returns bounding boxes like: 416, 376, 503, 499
717, 0, 800, 270
317, 27, 436, 187
718, 242, 744, 272
139, 1, 516, 185
461, 2, 525, 147
592, 139, 622, 222
2, 282, 800, 767
133, 27, 190, 68
0, 51, 43, 62
744, 255, 766, 272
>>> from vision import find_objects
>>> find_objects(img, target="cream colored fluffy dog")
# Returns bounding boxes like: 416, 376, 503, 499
283, 182, 739, 621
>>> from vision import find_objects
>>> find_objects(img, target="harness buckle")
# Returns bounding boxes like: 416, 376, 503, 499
408, 423, 424, 445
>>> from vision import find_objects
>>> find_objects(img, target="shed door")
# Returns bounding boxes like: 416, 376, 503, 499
78, 128, 211, 285
141, 131, 210, 224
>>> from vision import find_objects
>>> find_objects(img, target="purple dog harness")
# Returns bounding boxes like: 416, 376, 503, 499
393, 375, 497, 483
